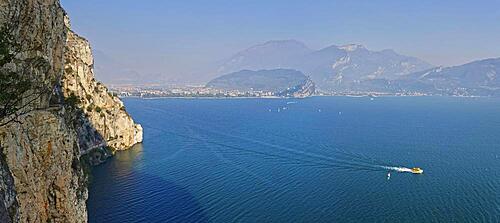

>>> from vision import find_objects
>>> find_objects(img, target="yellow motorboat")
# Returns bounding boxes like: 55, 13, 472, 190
411, 167, 423, 174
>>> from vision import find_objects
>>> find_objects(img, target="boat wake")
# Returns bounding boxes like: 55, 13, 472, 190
382, 166, 413, 173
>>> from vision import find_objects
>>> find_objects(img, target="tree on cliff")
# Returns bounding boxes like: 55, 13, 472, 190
0, 27, 45, 127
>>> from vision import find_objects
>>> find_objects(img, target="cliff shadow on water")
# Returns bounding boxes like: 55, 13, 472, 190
87, 144, 209, 223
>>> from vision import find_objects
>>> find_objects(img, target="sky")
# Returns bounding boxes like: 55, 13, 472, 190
61, 0, 500, 83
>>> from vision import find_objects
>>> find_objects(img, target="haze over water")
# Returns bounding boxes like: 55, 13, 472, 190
88, 97, 500, 222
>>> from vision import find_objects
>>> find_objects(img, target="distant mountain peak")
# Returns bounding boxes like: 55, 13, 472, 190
262, 39, 307, 45
339, 44, 366, 52
217, 40, 313, 74
245, 39, 311, 52
379, 49, 398, 55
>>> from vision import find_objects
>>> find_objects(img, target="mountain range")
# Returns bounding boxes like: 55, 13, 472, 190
93, 50, 174, 85
217, 40, 434, 91
392, 58, 500, 96
215, 40, 500, 96
93, 39, 500, 96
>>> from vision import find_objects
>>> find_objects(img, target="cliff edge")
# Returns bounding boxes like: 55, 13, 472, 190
0, 0, 142, 222
62, 20, 143, 157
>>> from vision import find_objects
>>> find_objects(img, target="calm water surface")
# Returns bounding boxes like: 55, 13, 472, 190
88, 97, 500, 222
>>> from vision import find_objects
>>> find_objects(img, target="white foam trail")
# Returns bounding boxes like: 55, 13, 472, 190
382, 166, 413, 173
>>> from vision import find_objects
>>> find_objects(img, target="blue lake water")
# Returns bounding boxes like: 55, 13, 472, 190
88, 97, 500, 222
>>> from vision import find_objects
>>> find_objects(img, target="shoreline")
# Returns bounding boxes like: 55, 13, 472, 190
120, 94, 492, 100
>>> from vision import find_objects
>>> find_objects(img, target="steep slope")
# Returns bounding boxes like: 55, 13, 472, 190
0, 1, 87, 222
207, 69, 315, 97
0, 1, 143, 222
62, 27, 143, 155
0, 110, 88, 222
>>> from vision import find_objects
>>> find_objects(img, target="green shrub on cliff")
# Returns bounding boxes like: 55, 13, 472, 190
86, 104, 94, 112
64, 93, 80, 108
0, 27, 35, 126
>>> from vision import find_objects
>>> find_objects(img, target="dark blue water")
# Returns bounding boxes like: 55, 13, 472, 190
88, 97, 500, 222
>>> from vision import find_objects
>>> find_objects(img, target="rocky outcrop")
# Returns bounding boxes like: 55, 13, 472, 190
291, 77, 315, 98
0, 0, 142, 222
275, 76, 315, 98
62, 21, 142, 154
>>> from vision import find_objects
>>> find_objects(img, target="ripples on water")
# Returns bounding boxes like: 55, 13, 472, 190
88, 97, 500, 223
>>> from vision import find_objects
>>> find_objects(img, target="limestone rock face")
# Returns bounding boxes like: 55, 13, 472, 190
291, 77, 315, 98
62, 29, 143, 152
0, 111, 87, 223
0, 0, 67, 110
0, 0, 89, 222
0, 0, 143, 222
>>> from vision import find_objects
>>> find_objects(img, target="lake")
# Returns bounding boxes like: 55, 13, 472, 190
88, 97, 500, 222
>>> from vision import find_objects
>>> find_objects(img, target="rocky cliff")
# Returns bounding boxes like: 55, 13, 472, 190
290, 77, 315, 98
0, 0, 142, 222
0, 110, 88, 223
62, 21, 143, 156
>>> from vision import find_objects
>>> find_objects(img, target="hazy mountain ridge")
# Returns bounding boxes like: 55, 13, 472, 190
96, 39, 500, 97
344, 58, 500, 96
93, 50, 142, 84
217, 40, 313, 75
93, 50, 175, 85
399, 58, 500, 96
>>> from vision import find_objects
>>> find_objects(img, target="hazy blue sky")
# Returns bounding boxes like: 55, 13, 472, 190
61, 0, 500, 82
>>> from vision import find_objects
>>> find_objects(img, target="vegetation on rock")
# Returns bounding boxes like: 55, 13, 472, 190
0, 27, 32, 126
